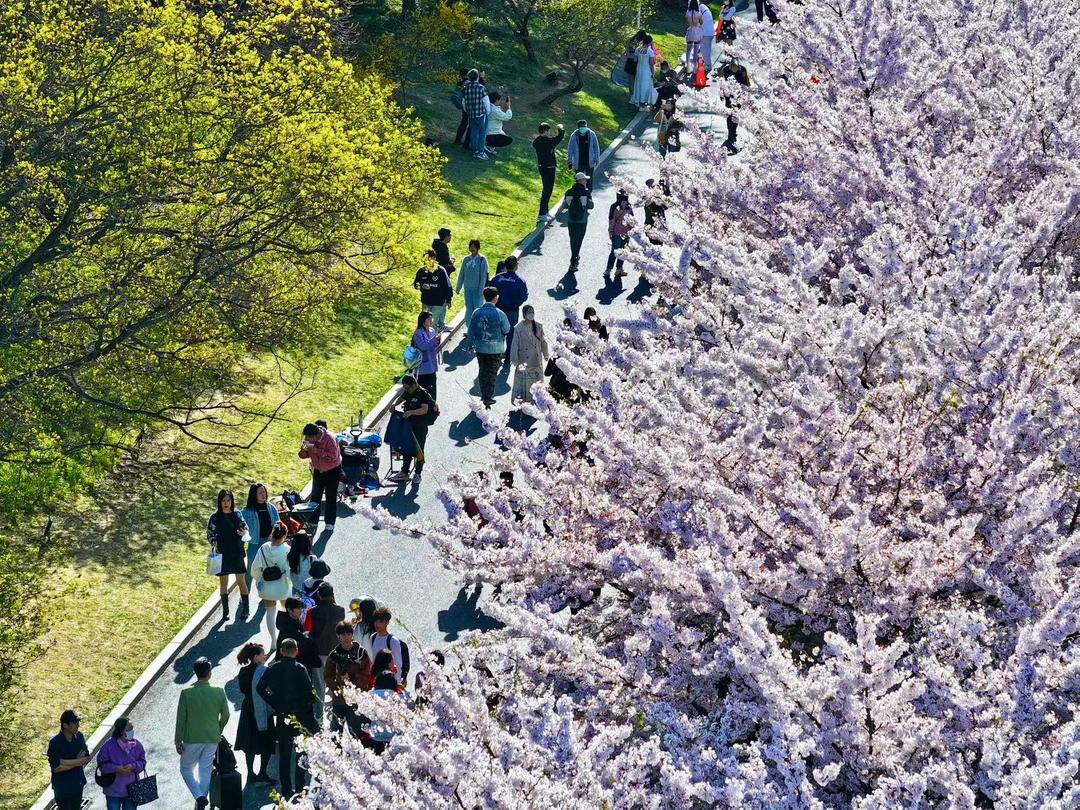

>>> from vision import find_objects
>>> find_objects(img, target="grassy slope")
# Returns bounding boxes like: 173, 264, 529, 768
2, 13, 686, 808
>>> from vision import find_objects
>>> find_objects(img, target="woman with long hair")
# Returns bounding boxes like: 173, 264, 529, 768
685, 0, 704, 68
238, 482, 279, 596
234, 642, 274, 787
95, 717, 146, 810
412, 310, 440, 401
509, 305, 550, 404
606, 190, 636, 278
630, 35, 658, 108
207, 489, 249, 620
286, 531, 315, 595
251, 522, 291, 651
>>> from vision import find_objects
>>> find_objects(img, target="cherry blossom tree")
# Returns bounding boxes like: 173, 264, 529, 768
297, 0, 1080, 805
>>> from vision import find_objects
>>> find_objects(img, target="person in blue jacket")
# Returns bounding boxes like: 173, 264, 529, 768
566, 119, 601, 192
489, 256, 528, 362
469, 287, 511, 407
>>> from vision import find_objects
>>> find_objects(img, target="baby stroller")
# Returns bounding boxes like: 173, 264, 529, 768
337, 416, 383, 493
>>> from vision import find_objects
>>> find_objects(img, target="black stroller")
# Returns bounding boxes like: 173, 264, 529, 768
336, 417, 383, 494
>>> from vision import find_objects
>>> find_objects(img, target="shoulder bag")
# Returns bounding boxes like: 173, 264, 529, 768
258, 545, 283, 582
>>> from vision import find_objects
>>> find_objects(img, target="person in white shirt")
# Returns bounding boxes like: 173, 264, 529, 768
369, 606, 404, 676
699, 2, 715, 68
485, 92, 513, 153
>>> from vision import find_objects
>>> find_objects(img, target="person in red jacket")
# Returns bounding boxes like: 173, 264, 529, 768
299, 423, 343, 532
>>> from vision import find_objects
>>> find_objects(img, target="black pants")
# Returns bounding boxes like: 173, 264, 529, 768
606, 235, 627, 273
477, 352, 502, 404
756, 0, 778, 22
486, 133, 512, 148
400, 420, 428, 476
568, 222, 588, 266
501, 308, 519, 361
538, 166, 556, 216
310, 464, 341, 526
55, 793, 83, 810
726, 116, 738, 146
417, 372, 437, 401
454, 109, 469, 145
276, 718, 307, 798
330, 703, 366, 738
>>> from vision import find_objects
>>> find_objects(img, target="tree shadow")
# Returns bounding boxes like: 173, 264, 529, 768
368, 486, 421, 520
448, 412, 489, 447
171, 612, 263, 684
437, 584, 505, 642
505, 410, 538, 436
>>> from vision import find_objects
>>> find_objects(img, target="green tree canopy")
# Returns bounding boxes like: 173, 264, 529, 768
0, 0, 444, 486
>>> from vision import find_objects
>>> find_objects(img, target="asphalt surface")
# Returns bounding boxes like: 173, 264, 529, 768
72, 84, 732, 810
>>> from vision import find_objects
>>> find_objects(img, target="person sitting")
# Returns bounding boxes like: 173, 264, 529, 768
484, 93, 513, 152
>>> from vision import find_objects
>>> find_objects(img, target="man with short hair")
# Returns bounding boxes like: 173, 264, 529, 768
462, 69, 489, 160
323, 621, 373, 737
532, 122, 565, 221
469, 287, 511, 407
175, 658, 229, 810
298, 422, 343, 532
310, 583, 346, 724
431, 227, 456, 278
489, 257, 528, 361
388, 374, 436, 484
257, 638, 318, 799
563, 172, 594, 271
47, 709, 90, 810
370, 607, 407, 681
566, 119, 600, 192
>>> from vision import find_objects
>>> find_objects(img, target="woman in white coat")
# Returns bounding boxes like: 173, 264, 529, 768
630, 36, 658, 108
509, 305, 550, 404
250, 523, 292, 652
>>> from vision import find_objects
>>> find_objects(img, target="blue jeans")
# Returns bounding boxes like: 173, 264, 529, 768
107, 797, 137, 810
607, 235, 627, 272
469, 115, 487, 155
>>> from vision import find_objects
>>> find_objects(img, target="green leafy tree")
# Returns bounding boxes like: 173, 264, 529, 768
537, 0, 645, 102
0, 0, 444, 482
481, 0, 553, 63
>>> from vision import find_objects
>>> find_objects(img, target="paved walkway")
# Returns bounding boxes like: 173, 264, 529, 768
72, 93, 729, 809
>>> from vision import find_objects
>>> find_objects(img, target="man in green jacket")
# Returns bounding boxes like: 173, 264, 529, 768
257, 638, 319, 799
175, 657, 229, 810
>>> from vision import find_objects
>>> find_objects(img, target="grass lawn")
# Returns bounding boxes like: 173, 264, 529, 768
2, 11, 687, 808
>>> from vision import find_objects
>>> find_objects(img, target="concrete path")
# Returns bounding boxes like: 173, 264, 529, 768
70, 91, 730, 810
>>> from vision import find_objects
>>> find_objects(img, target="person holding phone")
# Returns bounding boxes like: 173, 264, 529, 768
206, 489, 249, 621
485, 92, 514, 152
298, 422, 343, 532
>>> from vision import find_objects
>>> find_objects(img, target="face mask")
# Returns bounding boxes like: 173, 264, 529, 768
125, 731, 136, 741
524, 313, 534, 321
578, 127, 588, 135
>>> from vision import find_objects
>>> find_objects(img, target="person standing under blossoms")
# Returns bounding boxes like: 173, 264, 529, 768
566, 120, 600, 192
509, 305, 550, 404
699, 1, 715, 67
684, 0, 704, 69
606, 190, 636, 280
469, 287, 511, 407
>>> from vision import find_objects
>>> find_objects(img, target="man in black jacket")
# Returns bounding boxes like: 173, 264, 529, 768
413, 249, 453, 331
431, 228, 456, 277
257, 638, 318, 798
532, 122, 564, 221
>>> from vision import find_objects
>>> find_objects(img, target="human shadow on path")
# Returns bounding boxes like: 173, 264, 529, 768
596, 273, 626, 306
448, 412, 489, 447
505, 410, 537, 437
368, 486, 421, 521
441, 338, 473, 372
437, 584, 505, 642
627, 274, 653, 303
548, 268, 581, 300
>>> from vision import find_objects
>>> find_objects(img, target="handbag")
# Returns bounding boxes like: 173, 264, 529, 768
257, 545, 283, 582
127, 770, 159, 805
206, 549, 222, 576
403, 344, 422, 369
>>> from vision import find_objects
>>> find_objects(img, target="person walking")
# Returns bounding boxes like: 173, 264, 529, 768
238, 482, 278, 593
175, 657, 229, 810
411, 311, 440, 400
252, 523, 292, 653
699, 1, 715, 67
413, 249, 454, 332
298, 422, 342, 532
47, 709, 90, 810
685, 0, 704, 68
431, 227, 456, 279
484, 93, 513, 153
234, 642, 274, 789
206, 489, 249, 621
461, 68, 489, 160
469, 287, 511, 407
630, 37, 657, 108
563, 172, 593, 272
532, 122, 565, 221
96, 717, 146, 810
456, 240, 489, 348
605, 190, 636, 279
566, 120, 600, 192
256, 637, 319, 799
310, 582, 346, 718
509, 305, 550, 404
323, 621, 374, 738
490, 256, 528, 362
387, 374, 436, 484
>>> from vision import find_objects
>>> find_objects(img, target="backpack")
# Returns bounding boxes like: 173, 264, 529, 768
281, 490, 302, 508
214, 736, 238, 775
371, 632, 411, 683
257, 545, 283, 582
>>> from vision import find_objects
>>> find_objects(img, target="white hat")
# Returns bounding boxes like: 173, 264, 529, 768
575, 171, 590, 181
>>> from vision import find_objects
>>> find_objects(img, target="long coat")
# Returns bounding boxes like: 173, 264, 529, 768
510, 320, 550, 403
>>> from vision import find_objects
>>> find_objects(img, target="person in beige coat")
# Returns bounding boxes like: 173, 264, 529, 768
509, 305, 550, 404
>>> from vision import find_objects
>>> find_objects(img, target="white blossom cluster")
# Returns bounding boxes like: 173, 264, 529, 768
298, 0, 1080, 805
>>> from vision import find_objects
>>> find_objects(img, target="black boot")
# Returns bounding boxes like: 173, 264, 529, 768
220, 593, 230, 620
237, 593, 250, 619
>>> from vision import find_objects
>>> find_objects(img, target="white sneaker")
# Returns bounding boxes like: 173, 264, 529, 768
474, 152, 489, 160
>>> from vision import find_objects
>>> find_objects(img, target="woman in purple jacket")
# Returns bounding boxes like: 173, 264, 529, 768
96, 716, 146, 810
412, 311, 441, 401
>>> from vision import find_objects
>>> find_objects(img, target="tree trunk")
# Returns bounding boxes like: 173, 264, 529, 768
541, 67, 584, 105
514, 15, 537, 63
